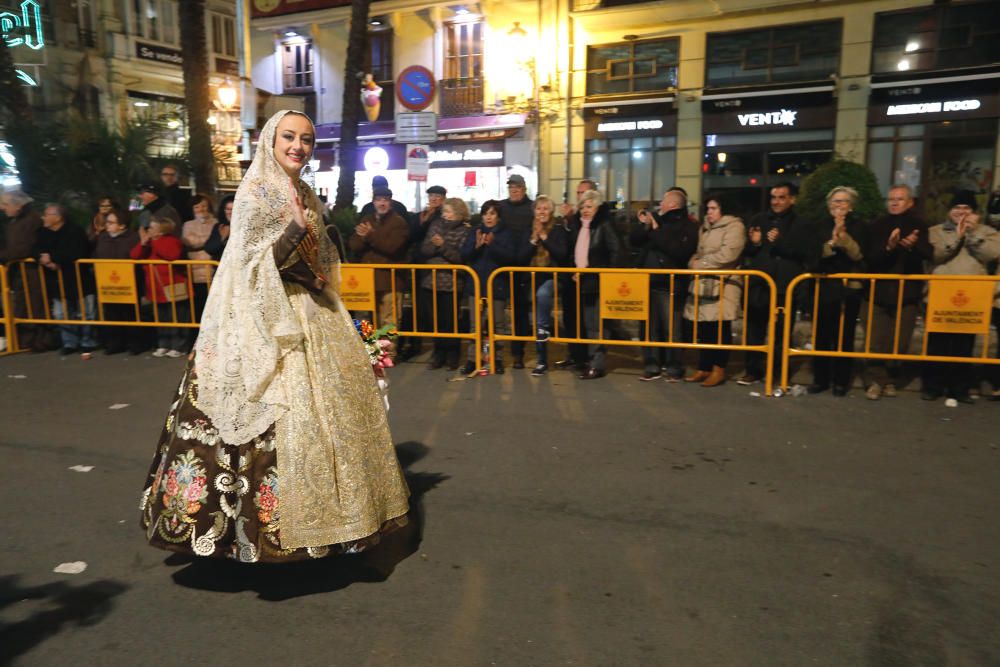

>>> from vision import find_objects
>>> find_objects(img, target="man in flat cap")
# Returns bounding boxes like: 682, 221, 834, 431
136, 182, 181, 235
349, 185, 410, 328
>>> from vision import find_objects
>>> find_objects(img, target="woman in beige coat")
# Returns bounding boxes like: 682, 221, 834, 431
684, 194, 746, 387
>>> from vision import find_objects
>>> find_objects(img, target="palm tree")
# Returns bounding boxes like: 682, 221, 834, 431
334, 0, 372, 211
178, 0, 217, 195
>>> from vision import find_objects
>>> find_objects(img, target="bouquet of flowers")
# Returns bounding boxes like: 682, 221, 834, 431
354, 319, 398, 410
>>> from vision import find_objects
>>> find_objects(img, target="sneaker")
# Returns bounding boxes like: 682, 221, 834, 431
535, 327, 550, 342
866, 383, 882, 400
639, 370, 663, 382
736, 374, 760, 386
882, 383, 897, 398
165, 349, 185, 358
152, 348, 169, 357
531, 364, 548, 377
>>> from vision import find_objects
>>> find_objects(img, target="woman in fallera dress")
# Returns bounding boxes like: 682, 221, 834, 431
139, 110, 410, 562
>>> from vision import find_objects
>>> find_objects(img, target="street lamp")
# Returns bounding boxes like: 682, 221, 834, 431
216, 78, 238, 111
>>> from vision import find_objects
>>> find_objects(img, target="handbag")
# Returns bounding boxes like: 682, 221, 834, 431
162, 279, 189, 302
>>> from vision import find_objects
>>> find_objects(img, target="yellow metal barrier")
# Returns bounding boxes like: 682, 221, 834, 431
0, 263, 12, 356
486, 267, 779, 394
6, 259, 219, 334
344, 263, 483, 371
781, 273, 1000, 390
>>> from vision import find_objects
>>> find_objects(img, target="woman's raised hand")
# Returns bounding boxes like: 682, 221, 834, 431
289, 179, 307, 228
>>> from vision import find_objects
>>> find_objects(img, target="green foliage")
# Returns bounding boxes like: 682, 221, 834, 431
328, 205, 359, 260
798, 160, 884, 223
2, 112, 188, 227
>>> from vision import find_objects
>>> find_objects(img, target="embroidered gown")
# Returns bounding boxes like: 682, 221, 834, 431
139, 111, 409, 562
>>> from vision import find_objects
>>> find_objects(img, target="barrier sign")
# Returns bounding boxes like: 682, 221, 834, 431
926, 280, 993, 334
599, 273, 649, 320
340, 267, 376, 311
406, 144, 429, 182
94, 263, 137, 304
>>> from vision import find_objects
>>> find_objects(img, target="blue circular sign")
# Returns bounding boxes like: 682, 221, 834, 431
396, 66, 436, 111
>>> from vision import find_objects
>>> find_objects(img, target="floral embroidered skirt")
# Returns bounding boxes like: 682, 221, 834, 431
139, 363, 408, 563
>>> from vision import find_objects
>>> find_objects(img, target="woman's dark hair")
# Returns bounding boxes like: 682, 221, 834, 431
480, 200, 501, 218
217, 194, 236, 225
106, 207, 132, 228
97, 196, 120, 209
191, 193, 215, 211
703, 191, 733, 216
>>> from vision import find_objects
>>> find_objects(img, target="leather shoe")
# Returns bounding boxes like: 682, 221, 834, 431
832, 385, 847, 397
685, 370, 710, 383
700, 365, 726, 387
512, 357, 525, 370
807, 383, 829, 394
579, 367, 606, 380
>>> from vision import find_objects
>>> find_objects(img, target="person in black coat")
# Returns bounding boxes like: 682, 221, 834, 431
808, 186, 867, 396
34, 204, 98, 354
460, 200, 523, 373
559, 190, 623, 379
92, 209, 146, 354
632, 188, 699, 381
203, 194, 234, 261
741, 182, 821, 385
160, 164, 193, 223
861, 184, 933, 399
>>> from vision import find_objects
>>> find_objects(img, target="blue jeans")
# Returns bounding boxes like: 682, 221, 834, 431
51, 295, 97, 349
535, 279, 555, 332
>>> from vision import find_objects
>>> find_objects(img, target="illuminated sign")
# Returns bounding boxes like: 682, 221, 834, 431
737, 109, 798, 127
1, 0, 43, 49
886, 99, 982, 116
597, 119, 664, 133
428, 149, 503, 163
2, 0, 45, 86
363, 146, 389, 172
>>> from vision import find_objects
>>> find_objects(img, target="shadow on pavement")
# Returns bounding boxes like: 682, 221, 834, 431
0, 575, 129, 662
169, 441, 448, 601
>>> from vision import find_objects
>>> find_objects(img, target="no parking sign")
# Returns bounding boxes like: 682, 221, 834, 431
396, 66, 436, 111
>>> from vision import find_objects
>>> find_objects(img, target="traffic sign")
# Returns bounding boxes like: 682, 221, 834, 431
396, 65, 436, 111
406, 144, 429, 182
396, 112, 438, 143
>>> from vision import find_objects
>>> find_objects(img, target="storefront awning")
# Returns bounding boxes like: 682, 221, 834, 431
315, 114, 525, 143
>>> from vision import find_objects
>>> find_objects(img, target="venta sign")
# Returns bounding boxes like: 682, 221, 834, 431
737, 109, 797, 127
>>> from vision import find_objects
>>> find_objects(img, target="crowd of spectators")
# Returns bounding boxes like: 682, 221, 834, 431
3, 166, 1000, 404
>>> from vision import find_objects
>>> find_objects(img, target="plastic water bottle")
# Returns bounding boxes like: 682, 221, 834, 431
479, 338, 490, 376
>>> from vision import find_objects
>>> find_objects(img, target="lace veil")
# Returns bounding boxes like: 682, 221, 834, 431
195, 109, 333, 444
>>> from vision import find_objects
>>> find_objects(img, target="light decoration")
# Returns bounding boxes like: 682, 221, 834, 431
1, 1, 45, 86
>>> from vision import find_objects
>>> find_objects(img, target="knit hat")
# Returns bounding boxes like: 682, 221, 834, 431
371, 175, 389, 188
949, 189, 978, 211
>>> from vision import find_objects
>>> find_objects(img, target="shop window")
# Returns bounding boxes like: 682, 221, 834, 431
872, 1, 1000, 74
706, 21, 841, 87
867, 119, 996, 220
132, 0, 179, 46
586, 137, 676, 209
211, 13, 236, 58
441, 19, 483, 116
282, 39, 313, 92
586, 38, 678, 96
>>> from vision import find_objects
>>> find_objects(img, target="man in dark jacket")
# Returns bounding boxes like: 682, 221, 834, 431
496, 174, 535, 367
136, 182, 181, 233
862, 184, 933, 399
348, 186, 410, 327
159, 164, 193, 223
1, 188, 55, 351
740, 182, 821, 385
358, 175, 408, 219
632, 188, 698, 381
34, 204, 98, 354
400, 184, 447, 360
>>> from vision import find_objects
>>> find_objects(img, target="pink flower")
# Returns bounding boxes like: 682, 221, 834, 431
165, 477, 179, 497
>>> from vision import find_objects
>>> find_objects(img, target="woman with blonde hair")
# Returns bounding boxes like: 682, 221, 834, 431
139, 110, 409, 563
420, 196, 471, 370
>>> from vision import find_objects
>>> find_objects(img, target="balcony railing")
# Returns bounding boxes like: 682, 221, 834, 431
439, 77, 483, 117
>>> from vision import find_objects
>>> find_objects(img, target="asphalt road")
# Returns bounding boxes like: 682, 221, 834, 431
1, 348, 998, 666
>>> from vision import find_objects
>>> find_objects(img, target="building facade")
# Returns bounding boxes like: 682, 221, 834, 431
2, 0, 243, 191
